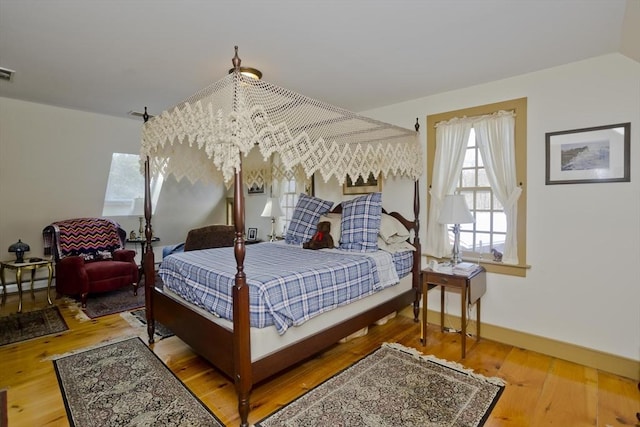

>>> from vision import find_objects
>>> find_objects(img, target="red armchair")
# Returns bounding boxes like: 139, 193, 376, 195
43, 218, 138, 307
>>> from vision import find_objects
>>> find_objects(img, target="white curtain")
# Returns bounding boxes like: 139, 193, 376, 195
474, 111, 521, 264
425, 119, 472, 258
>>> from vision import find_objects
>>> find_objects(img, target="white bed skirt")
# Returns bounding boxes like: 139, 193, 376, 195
161, 274, 413, 362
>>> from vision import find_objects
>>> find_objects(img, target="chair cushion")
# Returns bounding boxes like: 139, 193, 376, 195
85, 260, 138, 283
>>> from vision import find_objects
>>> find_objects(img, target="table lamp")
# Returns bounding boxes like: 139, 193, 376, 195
131, 197, 145, 237
438, 194, 475, 264
261, 197, 283, 242
9, 239, 30, 263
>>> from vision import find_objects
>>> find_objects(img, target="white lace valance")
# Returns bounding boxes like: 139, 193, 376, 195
141, 72, 422, 185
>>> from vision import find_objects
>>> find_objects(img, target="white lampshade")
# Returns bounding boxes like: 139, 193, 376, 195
438, 194, 474, 225
261, 198, 283, 218
131, 197, 145, 216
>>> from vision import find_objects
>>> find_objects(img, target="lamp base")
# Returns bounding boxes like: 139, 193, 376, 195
451, 224, 463, 264
269, 218, 277, 242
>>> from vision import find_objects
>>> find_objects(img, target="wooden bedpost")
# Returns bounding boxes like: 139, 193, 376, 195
412, 179, 421, 322
142, 107, 156, 343
233, 162, 252, 427
412, 118, 422, 322
231, 48, 252, 427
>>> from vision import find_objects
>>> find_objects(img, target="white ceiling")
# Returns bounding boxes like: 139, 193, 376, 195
0, 0, 637, 120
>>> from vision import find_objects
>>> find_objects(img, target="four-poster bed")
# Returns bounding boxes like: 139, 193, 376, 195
140, 47, 423, 426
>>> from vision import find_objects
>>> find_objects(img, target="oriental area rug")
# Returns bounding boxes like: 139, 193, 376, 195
0, 306, 68, 346
53, 337, 224, 427
256, 343, 505, 427
79, 285, 145, 319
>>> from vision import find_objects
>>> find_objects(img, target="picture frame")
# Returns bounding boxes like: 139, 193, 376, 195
247, 227, 258, 241
343, 173, 382, 195
305, 174, 315, 196
545, 123, 630, 185
248, 183, 265, 194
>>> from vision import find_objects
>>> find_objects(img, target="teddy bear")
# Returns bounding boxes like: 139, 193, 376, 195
303, 221, 334, 250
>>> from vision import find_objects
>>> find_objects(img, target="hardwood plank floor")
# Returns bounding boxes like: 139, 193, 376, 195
1, 290, 638, 426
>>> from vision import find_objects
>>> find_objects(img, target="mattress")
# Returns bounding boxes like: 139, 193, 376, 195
159, 242, 412, 335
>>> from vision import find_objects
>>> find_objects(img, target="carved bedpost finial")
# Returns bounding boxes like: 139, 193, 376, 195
232, 45, 241, 71
415, 118, 420, 132
143, 106, 149, 123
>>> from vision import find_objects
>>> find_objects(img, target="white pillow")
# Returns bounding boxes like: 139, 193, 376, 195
377, 237, 416, 253
379, 213, 411, 244
319, 213, 342, 247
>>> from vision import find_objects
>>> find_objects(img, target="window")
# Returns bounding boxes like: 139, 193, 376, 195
278, 178, 299, 236
458, 128, 507, 255
102, 153, 164, 217
427, 98, 528, 276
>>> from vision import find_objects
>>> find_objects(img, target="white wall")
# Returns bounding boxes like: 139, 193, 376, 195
0, 98, 226, 273
363, 53, 640, 361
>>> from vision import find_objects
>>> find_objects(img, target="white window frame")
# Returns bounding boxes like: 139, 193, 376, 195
427, 98, 528, 277
102, 153, 164, 217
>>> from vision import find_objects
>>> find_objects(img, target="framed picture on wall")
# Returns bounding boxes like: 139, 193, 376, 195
545, 122, 630, 185
305, 174, 315, 196
248, 183, 265, 194
247, 227, 258, 241
343, 173, 382, 195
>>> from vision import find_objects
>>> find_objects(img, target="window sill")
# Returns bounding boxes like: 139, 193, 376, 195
428, 256, 530, 277
477, 260, 530, 277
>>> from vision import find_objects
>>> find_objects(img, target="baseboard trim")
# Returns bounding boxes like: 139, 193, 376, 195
399, 306, 639, 381
1, 277, 51, 295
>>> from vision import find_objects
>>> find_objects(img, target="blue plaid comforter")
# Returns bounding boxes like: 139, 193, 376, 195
159, 242, 412, 335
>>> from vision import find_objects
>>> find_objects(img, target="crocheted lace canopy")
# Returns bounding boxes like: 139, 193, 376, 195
140, 49, 422, 186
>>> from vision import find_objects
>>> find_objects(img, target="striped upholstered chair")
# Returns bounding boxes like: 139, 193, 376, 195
43, 218, 138, 307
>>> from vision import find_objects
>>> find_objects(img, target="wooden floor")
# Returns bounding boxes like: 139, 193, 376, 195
1, 289, 638, 426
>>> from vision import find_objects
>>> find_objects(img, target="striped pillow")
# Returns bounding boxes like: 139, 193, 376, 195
339, 192, 382, 252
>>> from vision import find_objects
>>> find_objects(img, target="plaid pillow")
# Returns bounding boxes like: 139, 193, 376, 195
285, 194, 334, 245
339, 192, 383, 252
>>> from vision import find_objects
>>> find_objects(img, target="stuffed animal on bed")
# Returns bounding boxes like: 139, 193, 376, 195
303, 221, 335, 250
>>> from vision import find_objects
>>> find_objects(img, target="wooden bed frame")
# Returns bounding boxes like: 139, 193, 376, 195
141, 118, 422, 427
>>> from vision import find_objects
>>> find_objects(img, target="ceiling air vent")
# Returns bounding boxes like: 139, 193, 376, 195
0, 67, 15, 81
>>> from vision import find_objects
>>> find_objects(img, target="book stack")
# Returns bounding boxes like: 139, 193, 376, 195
453, 262, 479, 276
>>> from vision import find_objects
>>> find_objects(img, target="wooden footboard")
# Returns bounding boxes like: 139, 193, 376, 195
152, 287, 236, 378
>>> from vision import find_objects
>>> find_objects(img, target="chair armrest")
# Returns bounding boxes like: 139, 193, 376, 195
58, 255, 85, 268
113, 249, 136, 263
56, 256, 89, 295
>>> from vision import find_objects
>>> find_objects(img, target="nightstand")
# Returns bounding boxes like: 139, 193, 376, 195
421, 266, 486, 358
126, 237, 160, 283
1, 258, 54, 312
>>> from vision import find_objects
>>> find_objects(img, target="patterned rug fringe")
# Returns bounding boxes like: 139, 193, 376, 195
61, 297, 91, 322
120, 310, 147, 329
382, 342, 506, 386
119, 311, 172, 340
